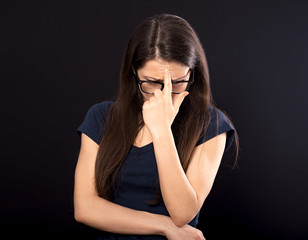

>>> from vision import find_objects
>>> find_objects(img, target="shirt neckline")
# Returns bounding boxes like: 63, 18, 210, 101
131, 142, 153, 153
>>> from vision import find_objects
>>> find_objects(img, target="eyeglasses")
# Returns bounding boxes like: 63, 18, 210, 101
135, 69, 194, 94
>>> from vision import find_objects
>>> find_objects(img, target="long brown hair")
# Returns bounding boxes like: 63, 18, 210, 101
95, 14, 239, 204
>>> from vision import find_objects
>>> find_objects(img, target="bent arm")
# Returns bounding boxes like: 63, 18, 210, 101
152, 128, 227, 227
74, 133, 172, 236
75, 193, 171, 235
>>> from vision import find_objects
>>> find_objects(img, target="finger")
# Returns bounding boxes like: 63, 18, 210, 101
173, 91, 189, 111
163, 69, 172, 101
153, 89, 162, 99
149, 95, 155, 103
142, 100, 149, 109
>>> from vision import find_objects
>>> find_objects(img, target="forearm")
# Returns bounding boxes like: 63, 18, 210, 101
152, 127, 198, 225
75, 195, 172, 236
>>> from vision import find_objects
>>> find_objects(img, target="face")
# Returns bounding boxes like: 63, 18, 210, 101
135, 58, 191, 103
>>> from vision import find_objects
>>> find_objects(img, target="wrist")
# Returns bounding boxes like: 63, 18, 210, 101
144, 211, 174, 236
151, 126, 172, 142
159, 215, 175, 236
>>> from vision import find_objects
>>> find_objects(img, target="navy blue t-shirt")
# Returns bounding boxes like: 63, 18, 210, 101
76, 100, 235, 239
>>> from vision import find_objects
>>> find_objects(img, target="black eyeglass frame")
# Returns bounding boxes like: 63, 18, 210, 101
135, 69, 195, 94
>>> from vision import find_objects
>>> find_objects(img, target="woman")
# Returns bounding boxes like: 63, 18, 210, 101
75, 13, 239, 240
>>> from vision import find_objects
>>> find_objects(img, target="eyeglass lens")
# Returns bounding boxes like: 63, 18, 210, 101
141, 81, 189, 94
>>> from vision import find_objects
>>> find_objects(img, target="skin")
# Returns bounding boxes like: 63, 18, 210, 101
133, 58, 191, 146
74, 133, 206, 239
134, 58, 227, 228
74, 58, 228, 240
135, 58, 191, 104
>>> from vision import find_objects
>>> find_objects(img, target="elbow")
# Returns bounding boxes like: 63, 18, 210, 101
74, 205, 85, 223
170, 212, 196, 228
169, 203, 200, 227
73, 192, 99, 224
172, 218, 187, 228
74, 198, 90, 224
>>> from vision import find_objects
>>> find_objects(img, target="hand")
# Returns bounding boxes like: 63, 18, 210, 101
165, 223, 206, 240
142, 69, 189, 137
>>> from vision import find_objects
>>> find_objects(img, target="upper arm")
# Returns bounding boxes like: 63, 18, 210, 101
74, 133, 100, 216
186, 131, 227, 213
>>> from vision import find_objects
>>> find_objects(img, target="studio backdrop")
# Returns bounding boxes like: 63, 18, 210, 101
1, 0, 307, 239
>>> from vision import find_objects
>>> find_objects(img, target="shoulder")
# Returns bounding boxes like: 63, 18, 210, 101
88, 100, 115, 116
207, 105, 234, 132
196, 105, 235, 152
76, 100, 115, 144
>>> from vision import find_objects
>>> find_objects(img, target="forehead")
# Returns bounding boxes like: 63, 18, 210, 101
138, 58, 189, 78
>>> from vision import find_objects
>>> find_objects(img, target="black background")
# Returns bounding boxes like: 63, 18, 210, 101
1, 0, 308, 239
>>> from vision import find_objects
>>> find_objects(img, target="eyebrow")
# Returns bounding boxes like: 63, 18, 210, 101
143, 70, 190, 81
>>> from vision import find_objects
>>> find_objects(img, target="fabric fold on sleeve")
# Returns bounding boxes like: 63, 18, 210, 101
76, 101, 113, 145
196, 106, 235, 153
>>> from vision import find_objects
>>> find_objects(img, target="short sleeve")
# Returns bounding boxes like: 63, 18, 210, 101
76, 101, 114, 145
196, 106, 235, 153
